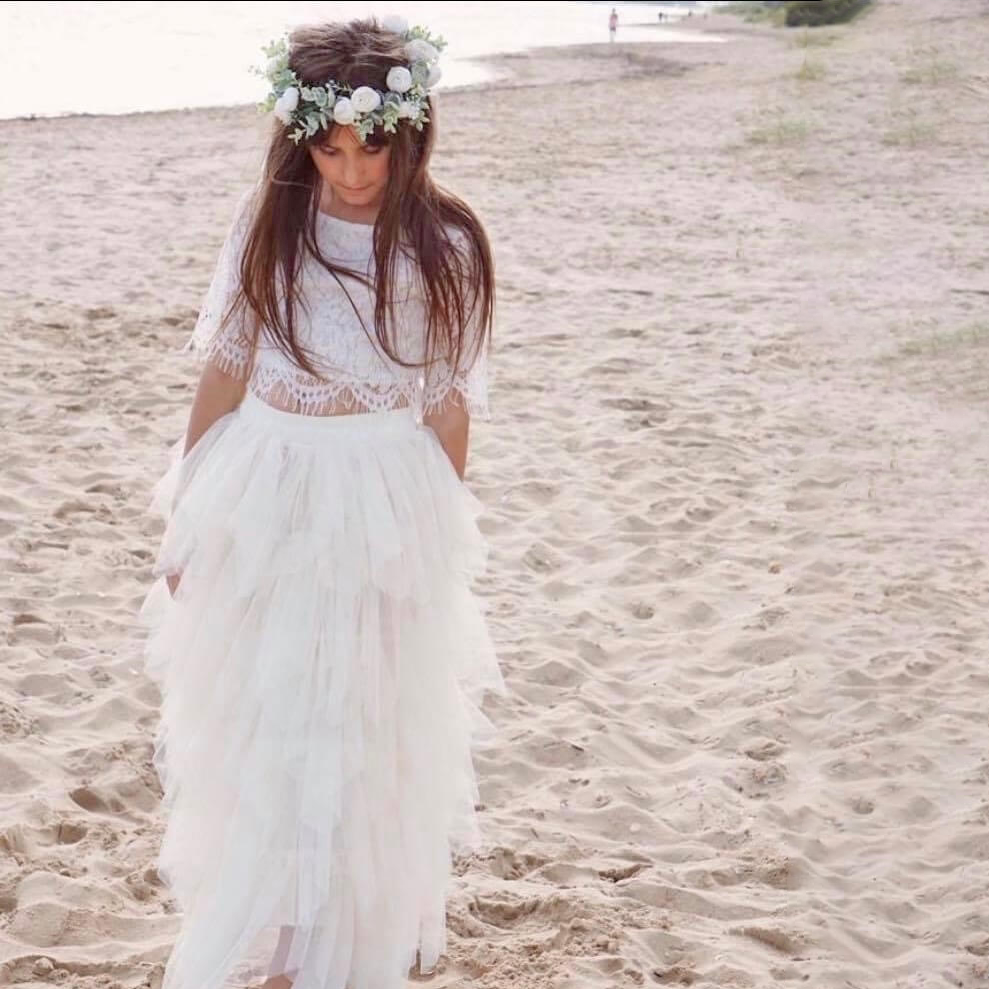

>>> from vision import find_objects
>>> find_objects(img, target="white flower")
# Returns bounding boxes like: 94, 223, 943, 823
397, 100, 419, 119
386, 65, 413, 94
350, 86, 382, 113
426, 64, 442, 88
381, 14, 409, 35
405, 39, 439, 63
332, 97, 356, 124
273, 86, 300, 124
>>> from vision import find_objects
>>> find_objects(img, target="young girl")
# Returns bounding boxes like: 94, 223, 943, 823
137, 15, 507, 989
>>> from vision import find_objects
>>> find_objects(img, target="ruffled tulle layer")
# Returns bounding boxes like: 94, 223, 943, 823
137, 392, 506, 989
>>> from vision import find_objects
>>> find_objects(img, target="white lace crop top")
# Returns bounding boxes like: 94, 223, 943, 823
182, 189, 490, 420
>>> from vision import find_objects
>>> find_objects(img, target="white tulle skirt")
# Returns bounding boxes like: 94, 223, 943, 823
136, 391, 507, 989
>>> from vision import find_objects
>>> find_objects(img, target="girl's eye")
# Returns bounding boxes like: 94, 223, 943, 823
318, 146, 379, 156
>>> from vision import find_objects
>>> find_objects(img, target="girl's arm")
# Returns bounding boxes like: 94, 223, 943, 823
165, 362, 246, 598
424, 400, 470, 481
418, 225, 491, 480
166, 191, 255, 597
181, 186, 257, 457
184, 361, 247, 455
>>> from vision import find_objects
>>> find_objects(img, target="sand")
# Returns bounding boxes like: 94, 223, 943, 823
3, 0, 989, 985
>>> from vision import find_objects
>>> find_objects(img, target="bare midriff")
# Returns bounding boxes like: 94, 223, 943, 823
259, 380, 413, 417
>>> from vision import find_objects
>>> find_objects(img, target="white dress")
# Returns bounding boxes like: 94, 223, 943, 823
137, 188, 507, 989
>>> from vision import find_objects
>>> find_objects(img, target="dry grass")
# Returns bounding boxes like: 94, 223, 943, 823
723, 2, 787, 27
900, 44, 961, 86
795, 56, 828, 81
880, 321, 989, 362
740, 103, 813, 146
881, 106, 941, 148
789, 27, 840, 49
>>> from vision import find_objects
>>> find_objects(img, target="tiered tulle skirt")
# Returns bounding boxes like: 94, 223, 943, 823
136, 391, 506, 989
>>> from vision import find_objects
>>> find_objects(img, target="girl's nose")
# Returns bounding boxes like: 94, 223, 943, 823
342, 157, 362, 187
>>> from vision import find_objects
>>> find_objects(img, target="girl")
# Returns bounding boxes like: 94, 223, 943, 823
137, 15, 507, 989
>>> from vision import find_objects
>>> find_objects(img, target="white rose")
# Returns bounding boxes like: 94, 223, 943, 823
404, 39, 438, 63
381, 14, 409, 35
426, 64, 442, 88
350, 86, 381, 113
273, 86, 299, 124
386, 65, 413, 94
332, 97, 356, 125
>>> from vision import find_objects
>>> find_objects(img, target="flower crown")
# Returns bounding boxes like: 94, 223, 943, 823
251, 15, 447, 145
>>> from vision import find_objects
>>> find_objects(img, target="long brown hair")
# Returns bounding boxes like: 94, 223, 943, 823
227, 17, 494, 389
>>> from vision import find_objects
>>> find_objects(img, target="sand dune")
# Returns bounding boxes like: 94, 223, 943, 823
2, 0, 989, 985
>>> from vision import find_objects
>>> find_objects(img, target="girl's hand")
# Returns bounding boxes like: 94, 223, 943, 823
422, 396, 471, 481
166, 572, 183, 598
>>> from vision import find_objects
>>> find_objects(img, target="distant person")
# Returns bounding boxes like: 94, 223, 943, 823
609, 7, 618, 42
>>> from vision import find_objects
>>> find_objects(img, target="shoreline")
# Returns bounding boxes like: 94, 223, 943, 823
0, 25, 732, 128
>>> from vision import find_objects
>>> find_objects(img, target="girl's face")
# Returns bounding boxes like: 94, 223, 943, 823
310, 125, 391, 211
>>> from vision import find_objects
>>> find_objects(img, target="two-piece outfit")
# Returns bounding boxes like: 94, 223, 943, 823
137, 188, 507, 989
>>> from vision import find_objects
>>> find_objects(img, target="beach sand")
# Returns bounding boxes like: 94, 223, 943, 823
2, 0, 989, 985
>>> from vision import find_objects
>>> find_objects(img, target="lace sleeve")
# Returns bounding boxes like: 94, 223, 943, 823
182, 188, 256, 380
420, 226, 492, 421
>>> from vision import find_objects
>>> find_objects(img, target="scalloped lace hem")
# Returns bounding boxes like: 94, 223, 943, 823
183, 339, 491, 420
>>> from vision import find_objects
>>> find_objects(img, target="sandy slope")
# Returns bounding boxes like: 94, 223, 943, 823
2, 1, 989, 986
